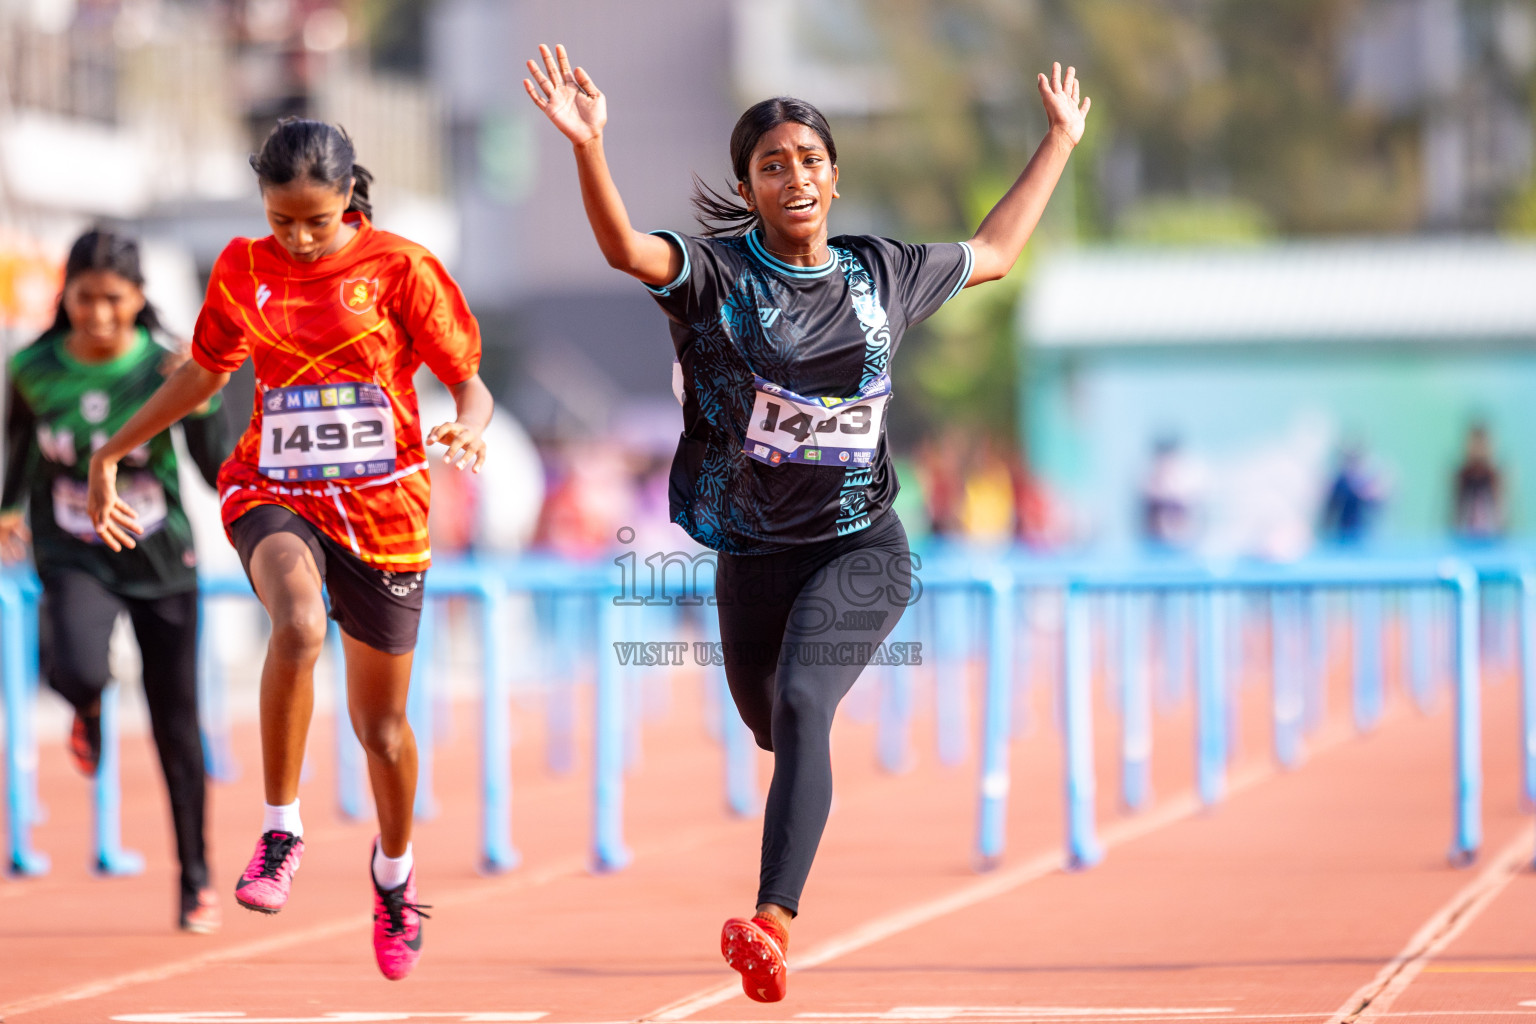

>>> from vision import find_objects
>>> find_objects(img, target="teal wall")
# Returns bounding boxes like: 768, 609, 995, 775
1023, 345, 1536, 553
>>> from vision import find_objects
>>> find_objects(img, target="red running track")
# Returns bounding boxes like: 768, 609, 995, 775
2, 648, 1535, 1024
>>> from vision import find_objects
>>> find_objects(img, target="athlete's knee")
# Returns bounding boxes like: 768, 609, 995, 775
353, 711, 411, 763
266, 603, 327, 665
773, 676, 836, 734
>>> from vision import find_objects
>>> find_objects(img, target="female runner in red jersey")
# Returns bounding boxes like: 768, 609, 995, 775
526, 43, 1088, 1002
86, 118, 493, 981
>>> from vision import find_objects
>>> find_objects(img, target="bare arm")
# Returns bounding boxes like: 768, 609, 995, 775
87, 359, 229, 550
425, 373, 494, 473
524, 43, 680, 287
966, 63, 1092, 286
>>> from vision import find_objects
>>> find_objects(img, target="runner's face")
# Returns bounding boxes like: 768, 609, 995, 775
263, 179, 355, 262
62, 270, 145, 348
739, 122, 838, 250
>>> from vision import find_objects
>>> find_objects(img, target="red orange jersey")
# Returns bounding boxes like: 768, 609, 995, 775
192, 213, 480, 571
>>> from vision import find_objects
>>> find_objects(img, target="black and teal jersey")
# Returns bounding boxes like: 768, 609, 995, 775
645, 230, 973, 554
1, 327, 230, 598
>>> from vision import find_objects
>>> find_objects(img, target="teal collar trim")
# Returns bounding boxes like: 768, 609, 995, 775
746, 230, 838, 279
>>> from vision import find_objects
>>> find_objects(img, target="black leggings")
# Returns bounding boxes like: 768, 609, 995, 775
40, 571, 207, 901
716, 510, 913, 915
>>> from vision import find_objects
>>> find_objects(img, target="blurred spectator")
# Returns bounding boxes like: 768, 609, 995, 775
915, 429, 967, 538
1139, 434, 1204, 551
1451, 422, 1505, 541
533, 440, 637, 558
960, 437, 1015, 543
1011, 454, 1070, 550
1319, 442, 1389, 546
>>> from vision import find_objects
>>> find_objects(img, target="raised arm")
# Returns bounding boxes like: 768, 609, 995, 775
523, 43, 680, 287
965, 63, 1092, 287
87, 359, 229, 550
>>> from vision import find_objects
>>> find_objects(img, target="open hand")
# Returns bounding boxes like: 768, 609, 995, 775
87, 453, 143, 551
1038, 62, 1091, 146
0, 511, 30, 563
426, 421, 487, 473
524, 43, 606, 146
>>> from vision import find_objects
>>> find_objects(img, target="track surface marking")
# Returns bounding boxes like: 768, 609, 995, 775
3, 652, 1532, 1024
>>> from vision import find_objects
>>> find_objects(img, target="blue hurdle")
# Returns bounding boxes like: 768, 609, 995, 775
2, 571, 47, 875
6, 545, 1528, 886
1052, 559, 1485, 869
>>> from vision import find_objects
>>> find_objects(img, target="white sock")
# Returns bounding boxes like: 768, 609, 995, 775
372, 840, 413, 891
262, 800, 303, 838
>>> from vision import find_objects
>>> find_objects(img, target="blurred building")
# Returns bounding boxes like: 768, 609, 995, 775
1022, 240, 1536, 556
430, 0, 891, 438
0, 0, 453, 330
1341, 0, 1535, 230
10, 0, 1534, 550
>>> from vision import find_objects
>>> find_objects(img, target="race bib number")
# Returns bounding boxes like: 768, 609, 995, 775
743, 373, 889, 467
259, 382, 397, 483
53, 473, 167, 544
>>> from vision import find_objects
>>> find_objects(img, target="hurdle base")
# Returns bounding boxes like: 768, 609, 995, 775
1067, 844, 1105, 871
971, 852, 1004, 874
1447, 844, 1479, 869
9, 850, 51, 877
95, 849, 146, 877
590, 847, 633, 874
479, 848, 522, 876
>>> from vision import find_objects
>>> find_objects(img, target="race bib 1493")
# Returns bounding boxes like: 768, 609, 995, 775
259, 382, 397, 482
743, 373, 890, 467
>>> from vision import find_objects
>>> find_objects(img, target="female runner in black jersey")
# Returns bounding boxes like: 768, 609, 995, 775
525, 43, 1089, 1002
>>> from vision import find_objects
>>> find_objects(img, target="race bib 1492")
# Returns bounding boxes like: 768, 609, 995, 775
259, 382, 397, 482
743, 373, 890, 467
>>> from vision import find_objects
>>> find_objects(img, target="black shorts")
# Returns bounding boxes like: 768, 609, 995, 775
228, 504, 425, 654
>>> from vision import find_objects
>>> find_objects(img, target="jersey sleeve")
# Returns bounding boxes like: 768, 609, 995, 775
191, 247, 252, 374
642, 231, 727, 328
401, 251, 481, 386
178, 395, 231, 490
1, 374, 35, 513
882, 239, 975, 330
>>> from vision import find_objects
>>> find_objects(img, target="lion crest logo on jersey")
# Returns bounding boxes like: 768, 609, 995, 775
340, 277, 379, 315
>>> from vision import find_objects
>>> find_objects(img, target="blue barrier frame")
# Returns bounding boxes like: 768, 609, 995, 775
915, 553, 1491, 873
1062, 560, 1484, 868
2, 573, 47, 875
3, 547, 1521, 881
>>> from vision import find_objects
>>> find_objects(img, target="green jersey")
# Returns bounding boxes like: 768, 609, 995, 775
2, 327, 230, 598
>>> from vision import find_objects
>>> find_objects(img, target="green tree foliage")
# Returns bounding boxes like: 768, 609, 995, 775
839, 0, 1536, 439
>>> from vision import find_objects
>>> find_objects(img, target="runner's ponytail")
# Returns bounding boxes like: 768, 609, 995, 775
250, 118, 373, 220
347, 163, 374, 220
42, 229, 164, 343
692, 96, 838, 238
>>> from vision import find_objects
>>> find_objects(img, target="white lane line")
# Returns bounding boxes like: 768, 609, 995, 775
1, 813, 751, 1020
638, 741, 1323, 1024
1325, 826, 1534, 1024
111, 1014, 550, 1023
796, 1010, 1235, 1019
636, 1015, 1536, 1023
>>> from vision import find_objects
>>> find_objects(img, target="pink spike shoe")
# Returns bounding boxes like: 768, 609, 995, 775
234, 830, 304, 914
371, 843, 431, 980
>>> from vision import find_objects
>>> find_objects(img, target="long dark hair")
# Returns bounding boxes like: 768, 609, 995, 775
691, 96, 838, 237
44, 229, 164, 340
249, 117, 374, 220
